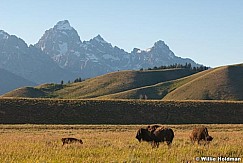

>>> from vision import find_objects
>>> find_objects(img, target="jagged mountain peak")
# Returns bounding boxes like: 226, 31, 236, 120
54, 20, 73, 31
35, 20, 82, 54
91, 34, 109, 45
131, 40, 168, 54
33, 20, 199, 78
153, 40, 167, 48
0, 30, 9, 39
94, 34, 103, 40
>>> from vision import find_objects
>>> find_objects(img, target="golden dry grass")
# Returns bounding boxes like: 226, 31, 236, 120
0, 124, 242, 162
2, 68, 195, 99
98, 68, 213, 100
163, 64, 243, 100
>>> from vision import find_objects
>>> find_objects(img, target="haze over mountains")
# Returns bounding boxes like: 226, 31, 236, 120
0, 68, 36, 95
0, 20, 200, 94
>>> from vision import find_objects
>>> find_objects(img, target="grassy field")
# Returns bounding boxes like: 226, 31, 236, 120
0, 124, 242, 162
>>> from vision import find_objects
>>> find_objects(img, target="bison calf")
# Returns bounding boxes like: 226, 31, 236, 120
61, 137, 83, 146
190, 126, 213, 145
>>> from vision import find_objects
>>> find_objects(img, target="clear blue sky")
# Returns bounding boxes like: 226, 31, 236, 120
1, 0, 242, 67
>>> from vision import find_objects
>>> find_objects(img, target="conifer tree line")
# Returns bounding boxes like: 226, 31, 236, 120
61, 77, 83, 85
140, 63, 209, 72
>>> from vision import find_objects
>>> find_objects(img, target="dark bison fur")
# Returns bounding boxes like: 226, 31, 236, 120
61, 137, 83, 146
136, 125, 174, 148
136, 128, 153, 142
190, 126, 213, 145
152, 127, 174, 148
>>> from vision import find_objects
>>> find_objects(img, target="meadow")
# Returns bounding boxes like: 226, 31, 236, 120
0, 124, 242, 162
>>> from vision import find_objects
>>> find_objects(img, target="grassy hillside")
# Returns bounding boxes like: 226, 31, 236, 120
2, 83, 63, 98
100, 64, 243, 101
3, 63, 243, 101
2, 68, 196, 99
163, 64, 243, 100
97, 68, 214, 99
0, 68, 36, 95
0, 98, 242, 124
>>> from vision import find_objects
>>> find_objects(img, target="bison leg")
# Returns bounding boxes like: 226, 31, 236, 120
166, 141, 172, 146
151, 141, 159, 148
197, 140, 201, 145
190, 137, 196, 145
151, 141, 156, 148
166, 141, 173, 148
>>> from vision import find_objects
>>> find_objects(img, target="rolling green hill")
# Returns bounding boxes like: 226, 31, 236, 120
2, 63, 243, 101
163, 64, 243, 100
98, 64, 243, 101
97, 68, 214, 99
2, 68, 196, 99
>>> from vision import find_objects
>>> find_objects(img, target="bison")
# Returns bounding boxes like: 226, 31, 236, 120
136, 128, 153, 142
190, 126, 213, 145
61, 137, 83, 146
152, 127, 174, 148
136, 125, 174, 148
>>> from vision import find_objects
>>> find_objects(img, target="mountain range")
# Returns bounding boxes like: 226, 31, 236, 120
0, 20, 199, 94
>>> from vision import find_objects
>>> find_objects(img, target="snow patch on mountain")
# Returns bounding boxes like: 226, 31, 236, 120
146, 48, 152, 52
86, 53, 99, 62
103, 54, 120, 60
58, 42, 68, 55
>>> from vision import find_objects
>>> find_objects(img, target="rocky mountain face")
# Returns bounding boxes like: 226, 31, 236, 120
0, 30, 77, 84
1, 20, 200, 88
35, 20, 199, 78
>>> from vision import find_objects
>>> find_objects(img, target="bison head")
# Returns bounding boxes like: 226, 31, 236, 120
206, 136, 213, 141
79, 139, 83, 144
136, 128, 153, 142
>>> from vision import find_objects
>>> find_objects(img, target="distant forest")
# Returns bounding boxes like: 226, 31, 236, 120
141, 63, 209, 72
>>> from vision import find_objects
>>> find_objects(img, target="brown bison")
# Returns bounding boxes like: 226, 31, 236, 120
136, 128, 154, 142
136, 125, 174, 148
147, 124, 161, 133
61, 137, 83, 146
190, 126, 213, 145
152, 127, 174, 148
